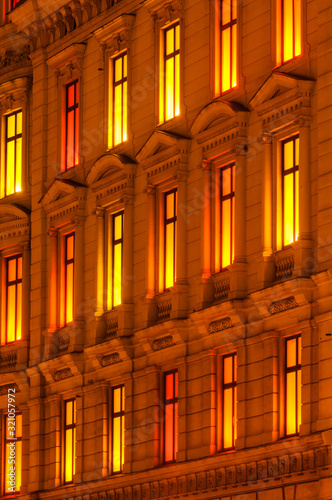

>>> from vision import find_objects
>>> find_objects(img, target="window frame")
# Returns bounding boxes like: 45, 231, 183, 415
109, 51, 128, 150
2, 412, 22, 495
5, 253, 22, 345
284, 334, 301, 437
107, 210, 124, 311
159, 20, 181, 124
163, 188, 177, 291
281, 135, 299, 248
64, 79, 79, 172
163, 369, 178, 464
4, 109, 23, 198
63, 398, 76, 485
110, 384, 125, 475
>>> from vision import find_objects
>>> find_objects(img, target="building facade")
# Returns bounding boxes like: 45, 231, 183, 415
0, 0, 332, 498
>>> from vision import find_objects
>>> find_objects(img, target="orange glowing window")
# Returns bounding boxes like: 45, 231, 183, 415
163, 371, 178, 463
2, 109, 23, 198
3, 412, 22, 494
109, 52, 128, 149
64, 80, 79, 171
220, 163, 235, 269
5, 254, 22, 344
108, 211, 123, 310
277, 0, 302, 65
285, 335, 301, 436
64, 233, 74, 325
164, 189, 177, 290
64, 398, 76, 484
160, 22, 180, 122
111, 385, 125, 474
220, 353, 237, 450
282, 136, 299, 247
215, 0, 237, 95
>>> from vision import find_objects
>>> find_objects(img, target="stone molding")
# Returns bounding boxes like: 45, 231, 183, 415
53, 367, 73, 381
100, 352, 122, 367
152, 336, 175, 351
0, 383, 20, 396
0, 351, 18, 369
208, 317, 234, 334
269, 296, 298, 315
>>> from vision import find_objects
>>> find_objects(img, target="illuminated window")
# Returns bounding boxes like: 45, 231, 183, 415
220, 163, 235, 269
282, 136, 299, 247
2, 110, 23, 197
64, 233, 74, 325
5, 254, 22, 344
160, 21, 180, 122
3, 413, 22, 494
163, 370, 178, 463
109, 52, 127, 149
108, 211, 123, 310
285, 335, 301, 436
64, 80, 79, 171
164, 189, 177, 290
110, 385, 125, 474
64, 398, 76, 484
215, 0, 237, 95
276, 0, 302, 65
220, 353, 237, 450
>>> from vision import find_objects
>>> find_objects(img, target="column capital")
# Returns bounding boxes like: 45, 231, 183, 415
295, 116, 311, 128
95, 207, 105, 218
259, 132, 272, 144
201, 159, 212, 171
48, 227, 58, 238
176, 170, 187, 182
146, 184, 156, 195
232, 143, 248, 156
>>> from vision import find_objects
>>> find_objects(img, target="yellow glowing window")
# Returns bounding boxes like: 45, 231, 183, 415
160, 22, 180, 122
282, 136, 299, 247
220, 163, 235, 269
277, 0, 302, 65
110, 52, 128, 149
4, 412, 22, 494
111, 385, 125, 474
164, 189, 177, 290
285, 335, 301, 436
64, 233, 75, 325
65, 80, 79, 171
64, 398, 76, 484
220, 353, 237, 450
164, 370, 178, 463
3, 109, 23, 198
5, 254, 22, 344
108, 211, 123, 310
215, 0, 237, 95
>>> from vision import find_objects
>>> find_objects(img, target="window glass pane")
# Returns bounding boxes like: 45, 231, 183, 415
16, 282, 22, 341
165, 373, 174, 400
166, 192, 175, 219
164, 404, 174, 461
223, 355, 233, 384
7, 285, 16, 342
113, 387, 122, 414
123, 54, 127, 78
222, 28, 231, 92
165, 223, 175, 288
113, 416, 121, 472
68, 84, 75, 108
222, 198, 231, 268
165, 58, 174, 120
113, 243, 122, 307
294, 0, 302, 57
283, 0, 294, 61
284, 140, 293, 171
7, 114, 15, 138
67, 110, 74, 167
16, 413, 22, 437
297, 369, 301, 431
115, 56, 122, 83
15, 440, 22, 492
283, 173, 294, 245
222, 168, 231, 196
75, 108, 79, 166
65, 428, 73, 482
232, 24, 237, 88
175, 53, 180, 116
66, 235, 74, 261
223, 387, 233, 448
286, 371, 296, 435
298, 336, 302, 364
295, 137, 299, 166
114, 85, 122, 146
16, 137, 22, 192
287, 337, 297, 367
175, 371, 178, 398
114, 214, 123, 241
222, 0, 231, 25
175, 24, 180, 51
6, 140, 15, 195
66, 401, 73, 425
17, 111, 22, 135
166, 28, 174, 55
295, 169, 299, 241
232, 0, 237, 20
123, 81, 128, 141
66, 262, 74, 323
8, 258, 16, 282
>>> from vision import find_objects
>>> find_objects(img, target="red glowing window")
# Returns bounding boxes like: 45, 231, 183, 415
220, 353, 237, 451
64, 233, 74, 325
64, 399, 76, 484
110, 385, 125, 474
282, 136, 299, 247
65, 80, 79, 171
3, 412, 22, 495
277, 0, 302, 65
285, 335, 301, 436
2, 110, 23, 198
5, 254, 22, 344
163, 370, 178, 463
220, 163, 235, 269
164, 189, 177, 290
215, 0, 237, 95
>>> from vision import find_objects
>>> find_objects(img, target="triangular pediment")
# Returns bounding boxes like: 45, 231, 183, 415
136, 130, 189, 165
191, 101, 249, 136
40, 179, 87, 208
250, 72, 315, 109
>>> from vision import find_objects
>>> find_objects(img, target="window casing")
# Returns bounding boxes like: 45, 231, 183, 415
63, 233, 75, 326
64, 398, 76, 484
5, 254, 22, 344
276, 0, 302, 65
109, 52, 128, 149
163, 370, 178, 463
64, 80, 79, 171
3, 412, 22, 495
285, 335, 301, 436
160, 21, 180, 123
219, 163, 235, 270
110, 385, 125, 474
281, 135, 299, 247
219, 353, 237, 451
107, 211, 123, 310
164, 189, 177, 290
215, 0, 237, 95
2, 109, 23, 198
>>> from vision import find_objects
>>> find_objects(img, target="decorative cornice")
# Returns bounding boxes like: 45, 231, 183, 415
209, 317, 234, 334
94, 14, 136, 53
152, 336, 175, 351
269, 296, 298, 315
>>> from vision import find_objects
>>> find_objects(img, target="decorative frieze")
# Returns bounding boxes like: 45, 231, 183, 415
0, 351, 18, 369
152, 336, 175, 351
269, 296, 298, 315
100, 352, 122, 367
53, 367, 73, 381
0, 383, 20, 396
208, 317, 234, 334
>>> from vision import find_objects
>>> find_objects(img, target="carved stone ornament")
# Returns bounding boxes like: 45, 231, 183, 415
53, 367, 73, 381
0, 383, 20, 396
208, 317, 234, 334
152, 335, 175, 351
269, 296, 298, 315
0, 351, 18, 369
100, 352, 122, 367
0, 45, 30, 74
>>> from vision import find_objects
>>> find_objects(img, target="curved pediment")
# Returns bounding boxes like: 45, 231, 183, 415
136, 130, 189, 165
0, 203, 30, 223
86, 153, 136, 185
191, 101, 249, 136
